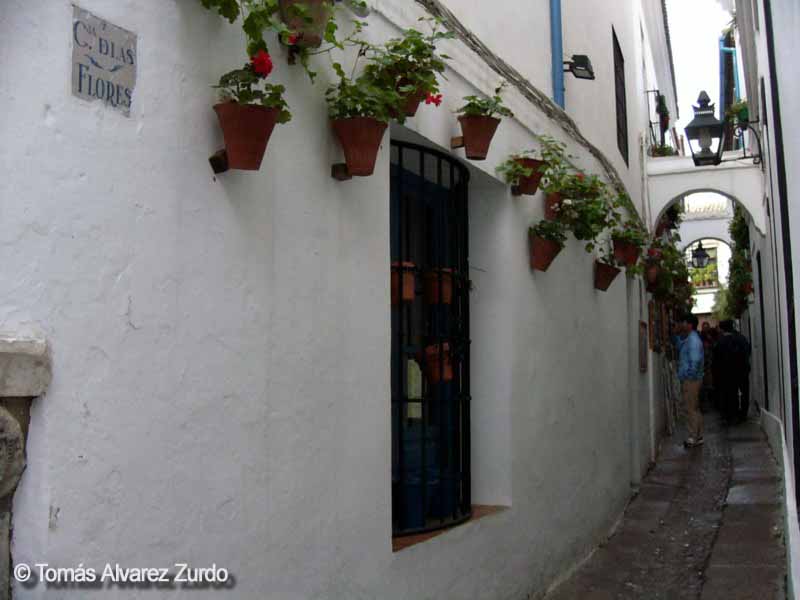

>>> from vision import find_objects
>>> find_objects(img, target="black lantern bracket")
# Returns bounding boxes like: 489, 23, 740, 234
724, 119, 763, 167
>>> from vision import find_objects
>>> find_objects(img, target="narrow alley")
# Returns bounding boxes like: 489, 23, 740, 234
547, 414, 786, 599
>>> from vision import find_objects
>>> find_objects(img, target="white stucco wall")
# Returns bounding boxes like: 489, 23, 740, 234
0, 1, 670, 598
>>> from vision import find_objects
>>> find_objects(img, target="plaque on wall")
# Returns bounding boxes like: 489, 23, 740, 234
72, 6, 137, 116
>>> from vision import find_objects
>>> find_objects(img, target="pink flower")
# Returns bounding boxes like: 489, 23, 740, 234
250, 50, 273, 78
425, 93, 443, 107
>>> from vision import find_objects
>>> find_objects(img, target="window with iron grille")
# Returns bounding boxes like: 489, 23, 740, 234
613, 29, 629, 166
390, 141, 472, 537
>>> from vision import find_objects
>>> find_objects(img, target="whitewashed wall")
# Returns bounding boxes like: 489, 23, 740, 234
0, 1, 673, 597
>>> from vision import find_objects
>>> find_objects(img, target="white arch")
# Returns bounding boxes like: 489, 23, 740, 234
646, 154, 765, 235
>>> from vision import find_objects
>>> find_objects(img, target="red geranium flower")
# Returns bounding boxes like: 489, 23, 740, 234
250, 50, 273, 78
575, 172, 585, 180
425, 93, 443, 107
287, 33, 299, 46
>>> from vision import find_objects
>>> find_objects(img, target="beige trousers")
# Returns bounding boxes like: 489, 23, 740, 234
683, 380, 703, 439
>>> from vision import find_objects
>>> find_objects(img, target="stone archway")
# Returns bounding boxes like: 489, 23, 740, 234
647, 155, 764, 234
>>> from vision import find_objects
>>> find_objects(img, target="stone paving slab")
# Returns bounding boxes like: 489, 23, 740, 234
545, 416, 786, 600
701, 564, 785, 600
727, 482, 782, 505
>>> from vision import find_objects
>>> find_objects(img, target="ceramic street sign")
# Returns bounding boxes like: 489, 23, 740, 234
71, 6, 137, 117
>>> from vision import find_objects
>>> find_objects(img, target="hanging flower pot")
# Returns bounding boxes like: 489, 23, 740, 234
659, 112, 670, 133
513, 158, 546, 195
424, 268, 454, 305
529, 231, 563, 272
278, 0, 332, 49
613, 238, 641, 267
391, 262, 416, 305
594, 261, 621, 291
331, 117, 388, 176
424, 342, 454, 384
214, 103, 280, 170
402, 88, 428, 117
646, 263, 661, 285
456, 116, 501, 160
544, 193, 563, 220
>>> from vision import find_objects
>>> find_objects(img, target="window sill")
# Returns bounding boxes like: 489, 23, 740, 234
392, 505, 508, 552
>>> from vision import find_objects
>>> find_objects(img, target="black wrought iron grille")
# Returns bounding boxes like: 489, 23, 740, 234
390, 141, 471, 536
613, 29, 629, 166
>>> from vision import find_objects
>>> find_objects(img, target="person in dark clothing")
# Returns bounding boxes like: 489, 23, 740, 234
713, 320, 752, 423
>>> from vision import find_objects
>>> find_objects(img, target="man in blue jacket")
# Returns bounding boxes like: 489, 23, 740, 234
678, 313, 705, 447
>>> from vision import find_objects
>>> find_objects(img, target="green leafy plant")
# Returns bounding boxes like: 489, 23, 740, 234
456, 82, 514, 118
664, 203, 683, 228
198, 0, 367, 83
726, 99, 749, 124
611, 218, 648, 248
326, 61, 403, 122
725, 205, 753, 316
554, 183, 611, 252
215, 53, 291, 122
650, 144, 677, 157
363, 18, 454, 99
530, 219, 568, 247
537, 135, 573, 193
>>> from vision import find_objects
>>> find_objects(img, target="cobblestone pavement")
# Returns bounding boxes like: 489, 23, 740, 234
546, 414, 786, 600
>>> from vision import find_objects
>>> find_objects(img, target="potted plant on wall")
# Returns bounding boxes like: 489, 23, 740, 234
726, 99, 750, 125
277, 0, 334, 48
496, 150, 547, 196
549, 173, 610, 252
528, 220, 567, 272
644, 244, 663, 292
535, 136, 576, 219
452, 82, 514, 160
611, 219, 647, 267
363, 19, 454, 117
326, 63, 402, 176
213, 52, 292, 170
594, 244, 622, 291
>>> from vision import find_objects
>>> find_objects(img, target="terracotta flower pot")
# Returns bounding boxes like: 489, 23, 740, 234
457, 115, 500, 160
544, 193, 563, 220
331, 117, 388, 177
613, 238, 641, 267
213, 102, 280, 170
395, 79, 428, 117
425, 268, 454, 304
278, 0, 332, 48
646, 264, 660, 285
514, 158, 546, 195
424, 342, 454, 384
594, 261, 621, 291
529, 230, 563, 272
402, 89, 427, 117
391, 262, 416, 305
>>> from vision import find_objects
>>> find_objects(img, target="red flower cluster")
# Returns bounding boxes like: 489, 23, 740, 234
251, 50, 273, 78
425, 93, 443, 107
287, 33, 299, 46
648, 248, 663, 259
575, 172, 585, 180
